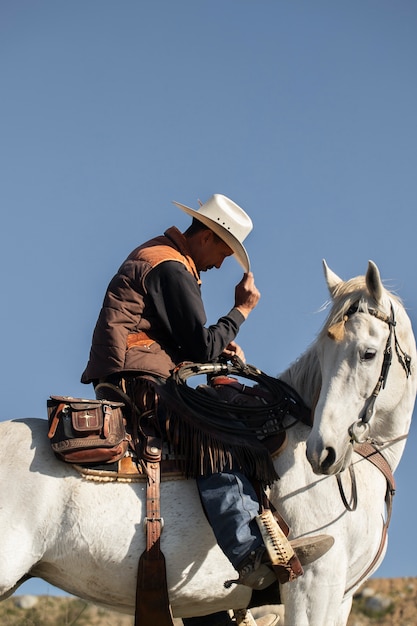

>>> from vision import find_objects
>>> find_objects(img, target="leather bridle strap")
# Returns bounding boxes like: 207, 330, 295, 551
361, 304, 396, 424
356, 303, 411, 426
349, 302, 411, 442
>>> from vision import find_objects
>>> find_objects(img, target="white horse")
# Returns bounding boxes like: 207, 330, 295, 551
0, 260, 415, 626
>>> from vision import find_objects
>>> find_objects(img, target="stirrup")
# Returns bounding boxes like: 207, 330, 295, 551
224, 510, 334, 590
257, 509, 334, 584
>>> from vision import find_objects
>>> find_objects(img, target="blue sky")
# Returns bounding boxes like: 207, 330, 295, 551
1, 1, 416, 598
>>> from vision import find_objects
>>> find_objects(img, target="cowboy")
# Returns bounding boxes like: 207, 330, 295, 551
81, 194, 331, 626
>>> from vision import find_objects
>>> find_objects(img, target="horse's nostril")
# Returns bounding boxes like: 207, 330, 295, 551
321, 447, 336, 471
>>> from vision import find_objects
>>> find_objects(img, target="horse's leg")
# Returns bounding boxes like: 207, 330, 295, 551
0, 521, 43, 600
0, 575, 33, 602
280, 568, 347, 626
334, 597, 353, 626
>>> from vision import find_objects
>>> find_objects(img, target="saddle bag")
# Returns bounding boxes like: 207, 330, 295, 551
47, 395, 130, 464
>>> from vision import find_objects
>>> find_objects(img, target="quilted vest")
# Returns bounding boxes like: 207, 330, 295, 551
81, 227, 200, 383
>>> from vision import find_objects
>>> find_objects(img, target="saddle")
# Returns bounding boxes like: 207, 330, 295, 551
46, 363, 306, 625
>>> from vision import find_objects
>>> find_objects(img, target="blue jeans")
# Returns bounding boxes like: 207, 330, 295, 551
183, 472, 262, 626
196, 469, 263, 567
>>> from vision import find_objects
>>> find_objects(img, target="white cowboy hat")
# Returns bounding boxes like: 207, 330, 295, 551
172, 193, 252, 272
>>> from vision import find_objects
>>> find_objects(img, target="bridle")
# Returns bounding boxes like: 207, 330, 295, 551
336, 300, 413, 594
347, 300, 412, 444
334, 299, 413, 582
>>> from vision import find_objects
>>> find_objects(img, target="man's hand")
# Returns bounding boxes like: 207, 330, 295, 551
234, 272, 261, 319
221, 341, 245, 362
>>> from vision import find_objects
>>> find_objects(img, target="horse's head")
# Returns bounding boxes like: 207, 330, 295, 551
306, 260, 417, 476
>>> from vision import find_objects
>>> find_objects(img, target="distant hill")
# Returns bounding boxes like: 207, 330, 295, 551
347, 577, 417, 626
1, 577, 416, 625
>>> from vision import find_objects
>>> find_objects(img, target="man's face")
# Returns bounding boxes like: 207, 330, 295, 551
192, 230, 234, 272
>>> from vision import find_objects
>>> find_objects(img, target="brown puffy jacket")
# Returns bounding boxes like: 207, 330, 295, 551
81, 227, 200, 383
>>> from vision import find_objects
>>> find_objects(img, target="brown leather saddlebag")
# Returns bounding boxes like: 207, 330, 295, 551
47, 396, 130, 464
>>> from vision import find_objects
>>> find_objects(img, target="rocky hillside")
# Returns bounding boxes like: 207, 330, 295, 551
347, 577, 417, 626
0, 578, 416, 625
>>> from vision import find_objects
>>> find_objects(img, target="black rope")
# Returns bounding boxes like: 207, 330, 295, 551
165, 358, 312, 436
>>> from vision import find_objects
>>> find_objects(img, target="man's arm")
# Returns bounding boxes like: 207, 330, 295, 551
145, 261, 254, 362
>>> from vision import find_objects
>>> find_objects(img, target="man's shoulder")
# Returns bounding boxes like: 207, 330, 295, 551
127, 237, 183, 266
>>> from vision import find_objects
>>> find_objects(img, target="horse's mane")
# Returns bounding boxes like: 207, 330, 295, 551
280, 275, 403, 406
279, 346, 321, 408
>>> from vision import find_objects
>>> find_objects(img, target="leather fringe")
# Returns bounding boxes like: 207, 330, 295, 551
161, 395, 279, 486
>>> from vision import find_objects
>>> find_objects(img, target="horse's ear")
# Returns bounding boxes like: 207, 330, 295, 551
366, 260, 383, 303
323, 259, 343, 298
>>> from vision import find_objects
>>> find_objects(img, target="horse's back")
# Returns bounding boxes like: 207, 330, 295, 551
0, 417, 248, 615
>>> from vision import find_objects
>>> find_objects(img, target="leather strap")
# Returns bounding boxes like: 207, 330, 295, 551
144, 461, 164, 553
344, 443, 395, 594
355, 443, 396, 493
135, 452, 174, 625
47, 403, 66, 439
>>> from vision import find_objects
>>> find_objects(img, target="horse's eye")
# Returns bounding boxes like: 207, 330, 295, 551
362, 349, 376, 361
